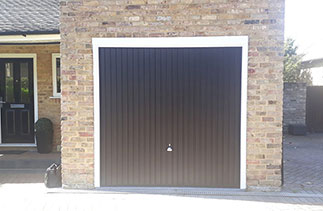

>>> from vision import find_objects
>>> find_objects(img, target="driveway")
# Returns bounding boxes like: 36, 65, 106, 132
0, 150, 60, 184
283, 133, 323, 193
1, 140, 323, 211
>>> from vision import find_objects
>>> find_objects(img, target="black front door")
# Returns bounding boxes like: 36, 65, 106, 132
0, 59, 34, 143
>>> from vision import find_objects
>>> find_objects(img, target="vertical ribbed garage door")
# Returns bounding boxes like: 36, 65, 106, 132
99, 47, 241, 188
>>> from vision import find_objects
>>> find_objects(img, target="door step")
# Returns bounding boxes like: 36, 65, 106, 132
0, 146, 36, 151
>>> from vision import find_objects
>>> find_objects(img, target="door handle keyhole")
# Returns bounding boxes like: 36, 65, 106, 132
166, 144, 173, 152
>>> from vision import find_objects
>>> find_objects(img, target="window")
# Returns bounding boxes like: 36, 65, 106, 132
52, 53, 61, 97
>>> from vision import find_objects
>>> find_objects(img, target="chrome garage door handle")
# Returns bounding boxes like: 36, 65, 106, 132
166, 144, 173, 152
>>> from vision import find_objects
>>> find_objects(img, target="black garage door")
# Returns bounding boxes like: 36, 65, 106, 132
99, 47, 242, 188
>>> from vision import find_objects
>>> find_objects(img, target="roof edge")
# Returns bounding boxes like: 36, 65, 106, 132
301, 58, 323, 69
0, 30, 60, 36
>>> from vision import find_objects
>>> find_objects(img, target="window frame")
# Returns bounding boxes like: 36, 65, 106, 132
52, 53, 61, 98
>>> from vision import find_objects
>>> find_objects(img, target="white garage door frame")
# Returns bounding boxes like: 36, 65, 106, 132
92, 36, 248, 189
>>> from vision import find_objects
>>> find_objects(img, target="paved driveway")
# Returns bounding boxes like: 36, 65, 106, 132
1, 138, 323, 210
283, 133, 323, 193
0, 150, 60, 184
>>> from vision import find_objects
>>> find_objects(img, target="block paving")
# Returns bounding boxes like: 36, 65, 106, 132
283, 134, 323, 194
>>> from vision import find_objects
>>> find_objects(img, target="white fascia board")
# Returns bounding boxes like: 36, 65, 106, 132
0, 34, 60, 43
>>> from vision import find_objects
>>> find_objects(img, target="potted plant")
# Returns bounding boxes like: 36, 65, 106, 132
35, 118, 53, 153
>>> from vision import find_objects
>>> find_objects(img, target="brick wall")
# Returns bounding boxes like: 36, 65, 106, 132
0, 44, 61, 150
60, 0, 285, 189
283, 83, 307, 133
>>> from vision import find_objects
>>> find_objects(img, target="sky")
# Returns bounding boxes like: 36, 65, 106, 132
285, 0, 323, 85
285, 0, 323, 60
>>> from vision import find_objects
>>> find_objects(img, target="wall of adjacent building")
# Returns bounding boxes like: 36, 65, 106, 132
283, 83, 307, 133
60, 0, 285, 189
0, 44, 61, 150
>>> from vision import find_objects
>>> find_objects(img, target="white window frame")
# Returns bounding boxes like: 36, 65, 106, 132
92, 36, 248, 189
52, 53, 61, 98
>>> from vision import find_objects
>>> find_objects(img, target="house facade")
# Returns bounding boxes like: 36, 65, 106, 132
60, 0, 285, 190
0, 0, 285, 190
0, 0, 61, 149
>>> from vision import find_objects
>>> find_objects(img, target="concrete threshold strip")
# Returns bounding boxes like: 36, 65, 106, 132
47, 187, 323, 199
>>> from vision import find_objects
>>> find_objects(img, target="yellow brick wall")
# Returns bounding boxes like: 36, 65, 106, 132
60, 0, 284, 189
0, 44, 61, 150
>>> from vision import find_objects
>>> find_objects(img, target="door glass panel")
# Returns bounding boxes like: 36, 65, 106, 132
5, 63, 14, 102
56, 58, 61, 93
20, 62, 29, 103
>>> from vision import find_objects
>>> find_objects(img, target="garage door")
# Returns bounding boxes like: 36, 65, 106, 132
99, 47, 241, 188
306, 86, 323, 132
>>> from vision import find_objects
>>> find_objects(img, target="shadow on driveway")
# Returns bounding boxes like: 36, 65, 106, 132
0, 150, 60, 184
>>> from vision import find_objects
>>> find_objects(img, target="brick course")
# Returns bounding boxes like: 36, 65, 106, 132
0, 44, 61, 150
60, 0, 285, 189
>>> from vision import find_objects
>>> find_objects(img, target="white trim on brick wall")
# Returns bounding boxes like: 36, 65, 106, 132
0, 53, 38, 146
92, 36, 248, 189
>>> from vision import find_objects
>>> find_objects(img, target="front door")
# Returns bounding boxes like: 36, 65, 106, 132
0, 59, 34, 144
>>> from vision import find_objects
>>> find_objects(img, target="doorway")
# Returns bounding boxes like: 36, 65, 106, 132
0, 58, 34, 144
